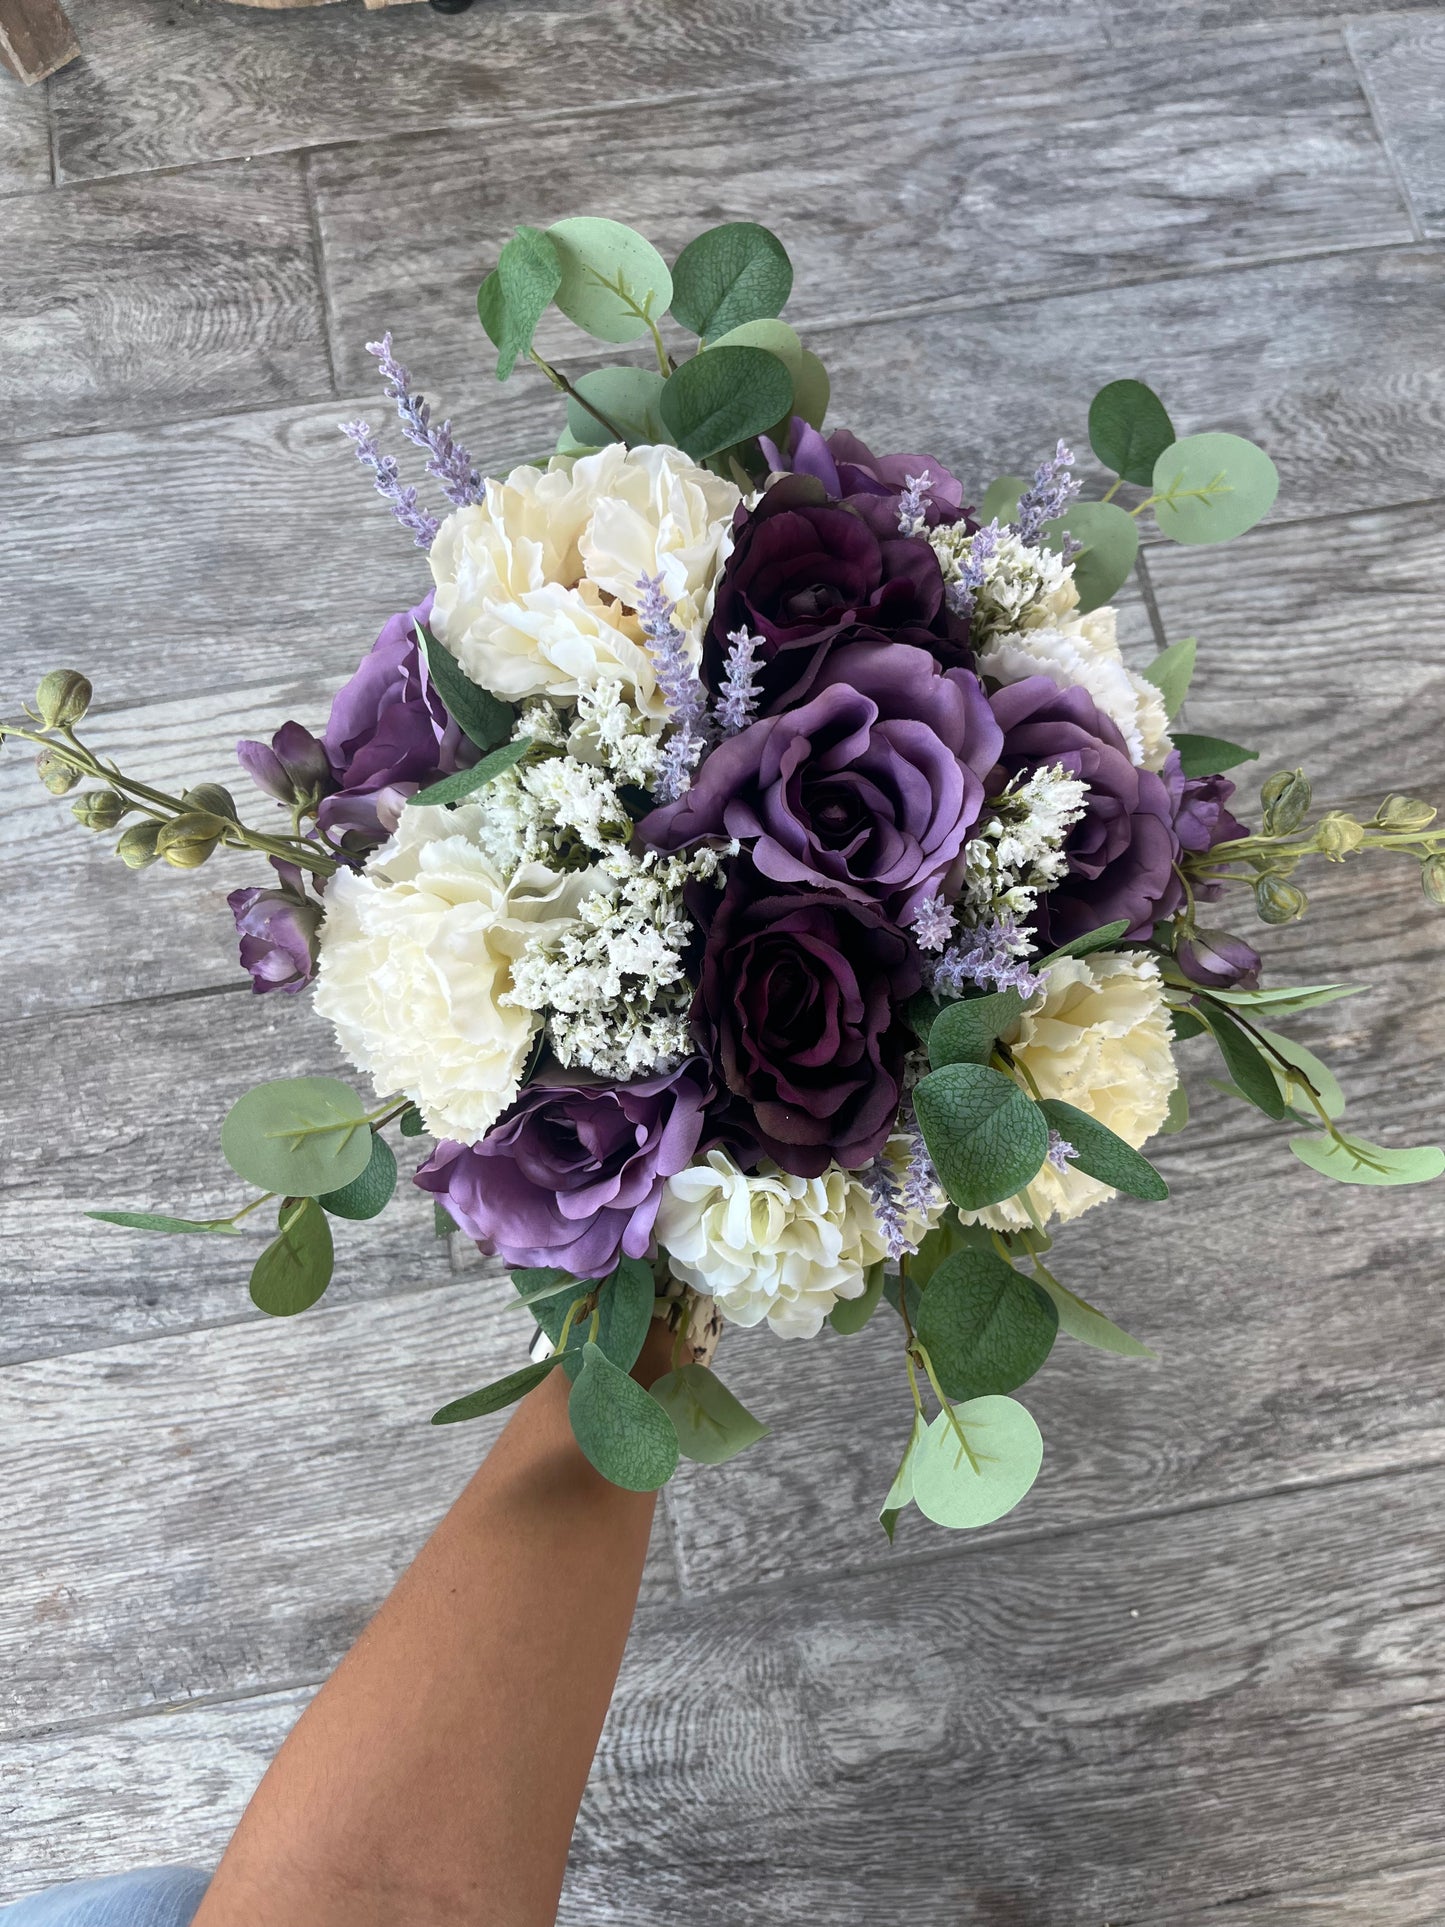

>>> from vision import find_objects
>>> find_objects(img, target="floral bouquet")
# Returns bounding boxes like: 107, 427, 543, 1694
10, 218, 1443, 1535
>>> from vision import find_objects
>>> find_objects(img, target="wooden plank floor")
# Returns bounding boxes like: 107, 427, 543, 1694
1, 4, 1441, 1919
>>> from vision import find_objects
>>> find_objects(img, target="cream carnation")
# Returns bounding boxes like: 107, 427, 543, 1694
657, 1150, 884, 1338
977, 604, 1172, 772
964, 950, 1178, 1232
312, 802, 598, 1144
577, 442, 740, 636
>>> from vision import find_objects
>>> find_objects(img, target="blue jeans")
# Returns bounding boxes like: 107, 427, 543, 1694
0, 1869, 210, 1926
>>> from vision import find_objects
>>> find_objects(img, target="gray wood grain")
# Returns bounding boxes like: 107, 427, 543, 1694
1147, 1862, 1445, 1925
0, 59, 50, 194
48, 0, 1108, 184
312, 25, 1409, 393
1348, 13, 1445, 239
0, 157, 330, 440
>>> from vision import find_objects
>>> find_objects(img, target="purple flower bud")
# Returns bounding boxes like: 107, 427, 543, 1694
1175, 927, 1263, 990
236, 721, 333, 807
227, 860, 323, 995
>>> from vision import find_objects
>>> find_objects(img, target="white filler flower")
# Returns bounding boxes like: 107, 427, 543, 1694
313, 802, 598, 1144
964, 950, 1178, 1232
658, 1150, 886, 1339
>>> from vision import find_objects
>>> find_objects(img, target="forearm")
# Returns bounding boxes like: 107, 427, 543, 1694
193, 1326, 672, 1927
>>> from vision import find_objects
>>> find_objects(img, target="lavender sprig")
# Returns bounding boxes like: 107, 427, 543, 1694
909, 894, 957, 954
928, 916, 1043, 999
367, 333, 481, 509
715, 627, 763, 735
1046, 1129, 1076, 1172
901, 1116, 942, 1222
339, 419, 440, 551
1015, 439, 1081, 546
896, 469, 933, 538
945, 518, 999, 620
636, 573, 710, 802
862, 1154, 910, 1264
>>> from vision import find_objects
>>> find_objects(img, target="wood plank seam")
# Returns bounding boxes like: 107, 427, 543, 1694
1344, 31, 1429, 246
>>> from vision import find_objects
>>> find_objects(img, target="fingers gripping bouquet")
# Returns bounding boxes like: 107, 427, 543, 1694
13, 218, 1444, 1534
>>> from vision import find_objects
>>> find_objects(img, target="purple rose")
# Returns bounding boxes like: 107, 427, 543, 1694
643, 641, 1002, 921
227, 860, 323, 995
317, 592, 478, 848
414, 1061, 711, 1280
692, 859, 922, 1178
989, 677, 1180, 942
758, 418, 966, 528
1176, 927, 1262, 990
236, 721, 333, 809
704, 475, 960, 714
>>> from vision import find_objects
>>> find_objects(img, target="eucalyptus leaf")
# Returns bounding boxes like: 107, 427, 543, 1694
830, 1260, 885, 1335
1036, 919, 1132, 968
1200, 982, 1364, 1017
409, 737, 532, 809
909, 1397, 1044, 1530
416, 623, 513, 752
880, 1413, 924, 1541
1289, 1132, 1444, 1187
1088, 378, 1176, 486
792, 349, 831, 430
591, 1257, 656, 1375
915, 1247, 1058, 1401
1032, 1272, 1154, 1358
569, 1342, 680, 1490
432, 1356, 559, 1425
398, 1105, 425, 1139
669, 221, 792, 340
485, 225, 563, 380
1159, 1082, 1190, 1135
510, 1267, 577, 1311
433, 1201, 458, 1238
221, 1077, 372, 1197
1173, 732, 1258, 777
928, 988, 1027, 1069
1036, 1098, 1169, 1202
980, 476, 1025, 525
1152, 433, 1279, 545
1253, 1024, 1345, 1122
250, 1198, 333, 1317
87, 1210, 242, 1236
914, 1062, 1049, 1212
1044, 499, 1138, 614
1197, 1005, 1289, 1121
1140, 637, 1196, 720
910, 1212, 995, 1291
651, 1364, 768, 1465
708, 318, 803, 379
547, 217, 672, 345
318, 1132, 397, 1221
564, 366, 667, 448
1171, 1007, 1208, 1042
659, 346, 794, 461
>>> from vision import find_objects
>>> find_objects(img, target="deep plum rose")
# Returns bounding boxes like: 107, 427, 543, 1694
990, 676, 1179, 942
704, 475, 960, 713
1176, 927, 1263, 990
414, 1061, 710, 1279
227, 860, 322, 994
692, 859, 922, 1178
758, 417, 966, 527
642, 641, 1002, 921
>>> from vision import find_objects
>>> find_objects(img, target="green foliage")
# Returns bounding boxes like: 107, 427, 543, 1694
1140, 637, 1196, 719
879, 1413, 924, 1541
1088, 379, 1176, 486
830, 1260, 885, 1334
1170, 1007, 1207, 1043
980, 476, 1025, 524
1035, 919, 1132, 968
221, 1076, 373, 1197
1173, 732, 1258, 777
669, 221, 793, 341
927, 988, 1027, 1069
1045, 499, 1139, 613
909, 1396, 1044, 1529
481, 225, 563, 380
398, 1105, 425, 1138
433, 1201, 458, 1238
432, 1356, 559, 1425
651, 1364, 769, 1465
87, 1209, 241, 1236
913, 1062, 1049, 1212
1035, 1098, 1169, 1202
791, 350, 831, 429
915, 1247, 1058, 1400
1152, 433, 1279, 545
415, 624, 513, 752
409, 737, 532, 809
659, 346, 794, 461
589, 1258, 656, 1375
1160, 1081, 1190, 1134
708, 317, 803, 378
510, 1267, 576, 1310
909, 1211, 995, 1290
1197, 1005, 1289, 1121
547, 217, 673, 344
1290, 1132, 1444, 1187
318, 1132, 397, 1221
564, 367, 667, 447
569, 1342, 680, 1490
1200, 982, 1364, 1018
1032, 1271, 1154, 1357
250, 1197, 334, 1317
1253, 1024, 1345, 1121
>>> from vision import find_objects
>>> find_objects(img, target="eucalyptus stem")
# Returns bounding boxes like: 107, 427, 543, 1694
527, 348, 628, 443
912, 1342, 982, 1474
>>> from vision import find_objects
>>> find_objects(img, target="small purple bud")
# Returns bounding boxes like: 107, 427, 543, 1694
237, 722, 333, 807
228, 858, 323, 995
1175, 926, 1262, 990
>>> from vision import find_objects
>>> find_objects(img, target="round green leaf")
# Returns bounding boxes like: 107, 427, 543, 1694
1289, 1132, 1444, 1187
221, 1077, 372, 1197
318, 1132, 397, 1221
792, 349, 830, 430
592, 1258, 657, 1374
250, 1198, 334, 1317
1045, 499, 1138, 614
659, 345, 794, 461
568, 1342, 680, 1491
1140, 636, 1196, 719
1152, 433, 1279, 545
912, 1062, 1049, 1212
910, 1397, 1044, 1530
564, 366, 667, 448
87, 1210, 241, 1236
669, 221, 793, 341
432, 1356, 558, 1425
980, 475, 1026, 524
830, 1260, 885, 1334
708, 318, 803, 379
486, 224, 563, 380
1036, 1097, 1169, 1202
651, 1364, 769, 1465
1088, 378, 1176, 486
546, 217, 673, 345
915, 1248, 1058, 1400
928, 989, 1028, 1070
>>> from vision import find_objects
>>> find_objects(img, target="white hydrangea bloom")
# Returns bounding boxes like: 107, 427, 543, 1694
978, 604, 1173, 772
963, 951, 1178, 1232
312, 802, 599, 1144
657, 1150, 885, 1338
